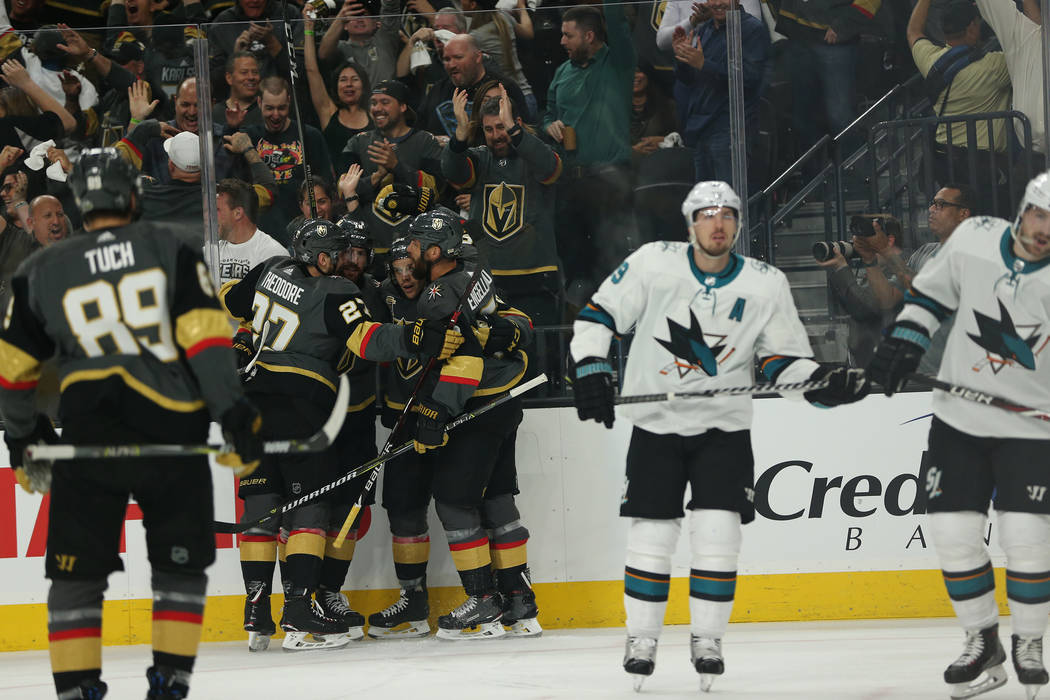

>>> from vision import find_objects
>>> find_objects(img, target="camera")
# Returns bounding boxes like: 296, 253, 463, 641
812, 241, 856, 262
849, 215, 883, 238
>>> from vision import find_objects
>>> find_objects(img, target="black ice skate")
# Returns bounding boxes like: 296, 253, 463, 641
502, 588, 542, 637
690, 635, 724, 693
316, 588, 365, 640
279, 594, 351, 652
623, 636, 658, 692
944, 625, 1007, 699
1013, 634, 1049, 700
367, 588, 430, 639
56, 678, 107, 700
436, 593, 505, 640
243, 582, 276, 652
145, 665, 189, 699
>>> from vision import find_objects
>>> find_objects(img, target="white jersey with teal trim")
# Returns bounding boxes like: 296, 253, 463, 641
570, 241, 819, 436
898, 216, 1050, 440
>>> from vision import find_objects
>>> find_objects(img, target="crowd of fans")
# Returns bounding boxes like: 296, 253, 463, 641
0, 0, 1045, 349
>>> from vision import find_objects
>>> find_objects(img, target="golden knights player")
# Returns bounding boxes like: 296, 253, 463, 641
570, 181, 869, 692
403, 208, 542, 638
869, 172, 1050, 700
219, 218, 462, 651
0, 149, 264, 699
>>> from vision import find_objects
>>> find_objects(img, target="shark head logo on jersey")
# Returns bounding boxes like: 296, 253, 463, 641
656, 309, 726, 377
968, 299, 1044, 372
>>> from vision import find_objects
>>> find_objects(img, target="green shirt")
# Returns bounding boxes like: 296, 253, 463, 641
543, 0, 636, 167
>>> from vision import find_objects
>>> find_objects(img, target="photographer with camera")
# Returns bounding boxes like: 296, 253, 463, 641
814, 214, 907, 367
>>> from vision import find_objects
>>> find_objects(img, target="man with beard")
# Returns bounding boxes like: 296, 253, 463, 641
417, 33, 528, 138
243, 76, 332, 245
340, 80, 443, 262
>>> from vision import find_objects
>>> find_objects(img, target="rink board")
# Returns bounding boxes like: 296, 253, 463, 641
0, 392, 1013, 651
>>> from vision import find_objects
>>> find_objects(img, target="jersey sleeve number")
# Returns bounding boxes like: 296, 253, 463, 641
338, 298, 363, 325
251, 291, 301, 351
62, 268, 177, 361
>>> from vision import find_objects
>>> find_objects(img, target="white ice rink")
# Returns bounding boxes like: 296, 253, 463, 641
0, 617, 1027, 699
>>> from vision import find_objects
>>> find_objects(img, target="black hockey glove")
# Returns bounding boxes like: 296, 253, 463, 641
404, 318, 464, 360
4, 414, 59, 494
867, 321, 931, 396
573, 357, 615, 429
232, 328, 256, 370
804, 364, 871, 408
218, 397, 264, 476
483, 315, 522, 356
411, 398, 450, 453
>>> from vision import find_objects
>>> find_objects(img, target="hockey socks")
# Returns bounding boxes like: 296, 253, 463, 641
688, 510, 741, 641
149, 571, 207, 697
624, 518, 680, 639
283, 528, 326, 590
47, 579, 105, 697
392, 534, 430, 589
239, 534, 277, 598
318, 528, 357, 592
930, 512, 999, 630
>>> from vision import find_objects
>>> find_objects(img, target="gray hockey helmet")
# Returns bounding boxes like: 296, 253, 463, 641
407, 207, 467, 259
292, 218, 349, 269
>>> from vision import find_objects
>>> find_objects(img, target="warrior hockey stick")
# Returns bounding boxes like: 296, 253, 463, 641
331, 264, 493, 547
903, 373, 1050, 422
613, 377, 831, 405
282, 0, 317, 217
214, 372, 547, 534
25, 375, 350, 461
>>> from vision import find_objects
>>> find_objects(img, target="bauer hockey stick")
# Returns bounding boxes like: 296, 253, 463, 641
214, 373, 548, 534
613, 376, 831, 405
903, 373, 1050, 422
26, 375, 350, 461
331, 264, 493, 547
281, 0, 317, 217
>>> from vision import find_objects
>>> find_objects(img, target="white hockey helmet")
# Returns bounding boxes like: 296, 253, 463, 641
1014, 170, 1050, 237
681, 180, 742, 250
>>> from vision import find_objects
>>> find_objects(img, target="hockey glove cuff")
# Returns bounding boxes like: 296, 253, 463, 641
804, 364, 871, 408
218, 397, 263, 476
404, 318, 464, 360
5, 415, 59, 494
867, 321, 930, 396
232, 328, 256, 370
412, 398, 449, 453
573, 357, 615, 429
483, 315, 522, 356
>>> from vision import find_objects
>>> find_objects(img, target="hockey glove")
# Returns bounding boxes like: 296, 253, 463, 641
232, 328, 256, 370
4, 414, 59, 494
217, 397, 264, 476
411, 398, 450, 453
867, 321, 930, 396
482, 315, 522, 356
404, 318, 464, 360
804, 364, 871, 408
573, 357, 615, 429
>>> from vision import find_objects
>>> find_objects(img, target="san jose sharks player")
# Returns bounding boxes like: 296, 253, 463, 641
868, 171, 1050, 700
569, 180, 870, 692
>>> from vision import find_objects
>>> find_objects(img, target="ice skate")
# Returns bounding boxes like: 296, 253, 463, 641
1013, 635, 1049, 700
279, 595, 351, 651
243, 583, 275, 652
316, 588, 365, 640
57, 679, 108, 699
944, 625, 1007, 699
690, 635, 724, 692
145, 665, 190, 699
623, 636, 658, 691
436, 593, 506, 640
502, 587, 542, 637
367, 588, 430, 639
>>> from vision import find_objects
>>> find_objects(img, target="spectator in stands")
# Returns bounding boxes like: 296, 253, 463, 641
8, 0, 46, 31
26, 193, 67, 248
630, 61, 678, 164
418, 33, 528, 138
0, 152, 34, 312
25, 27, 97, 140
1, 169, 30, 235
318, 0, 401, 86
657, 0, 763, 52
543, 1, 636, 305
396, 7, 464, 94
908, 0, 1011, 215
215, 178, 288, 286
213, 52, 263, 130
146, 23, 198, 106
460, 0, 535, 119
286, 176, 340, 239
777, 0, 881, 150
671, 0, 768, 185
209, 0, 298, 85
0, 57, 75, 149
55, 24, 133, 144
303, 7, 373, 165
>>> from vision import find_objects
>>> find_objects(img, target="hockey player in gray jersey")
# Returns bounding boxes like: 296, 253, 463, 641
570, 181, 870, 692
869, 171, 1050, 700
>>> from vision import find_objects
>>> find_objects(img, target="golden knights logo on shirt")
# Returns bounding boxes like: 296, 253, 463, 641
650, 0, 667, 30
482, 182, 525, 241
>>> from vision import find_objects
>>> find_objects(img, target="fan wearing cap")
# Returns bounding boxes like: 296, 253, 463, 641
340, 79, 444, 258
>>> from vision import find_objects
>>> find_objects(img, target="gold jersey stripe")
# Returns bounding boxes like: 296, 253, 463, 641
175, 308, 232, 353
255, 362, 337, 392
60, 367, 205, 413
491, 266, 559, 276
285, 532, 326, 558
473, 354, 528, 398
0, 337, 42, 387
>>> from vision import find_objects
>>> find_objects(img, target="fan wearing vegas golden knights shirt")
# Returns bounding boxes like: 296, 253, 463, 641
218, 218, 462, 651
0, 149, 263, 700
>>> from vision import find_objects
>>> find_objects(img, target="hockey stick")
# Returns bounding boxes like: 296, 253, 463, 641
331, 264, 494, 547
238, 319, 271, 377
213, 373, 547, 534
281, 0, 317, 217
613, 377, 830, 405
903, 373, 1050, 422
26, 375, 350, 461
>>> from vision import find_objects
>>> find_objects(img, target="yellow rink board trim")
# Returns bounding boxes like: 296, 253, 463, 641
0, 569, 1011, 652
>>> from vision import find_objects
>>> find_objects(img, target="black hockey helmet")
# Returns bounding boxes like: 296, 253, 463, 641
407, 206, 467, 259
387, 236, 411, 283
292, 218, 349, 270
335, 214, 375, 266
69, 148, 143, 218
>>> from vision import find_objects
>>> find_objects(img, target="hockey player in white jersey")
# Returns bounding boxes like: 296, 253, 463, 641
569, 181, 870, 692
869, 171, 1050, 700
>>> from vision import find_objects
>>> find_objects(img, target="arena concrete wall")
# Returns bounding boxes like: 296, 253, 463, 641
0, 392, 1013, 651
